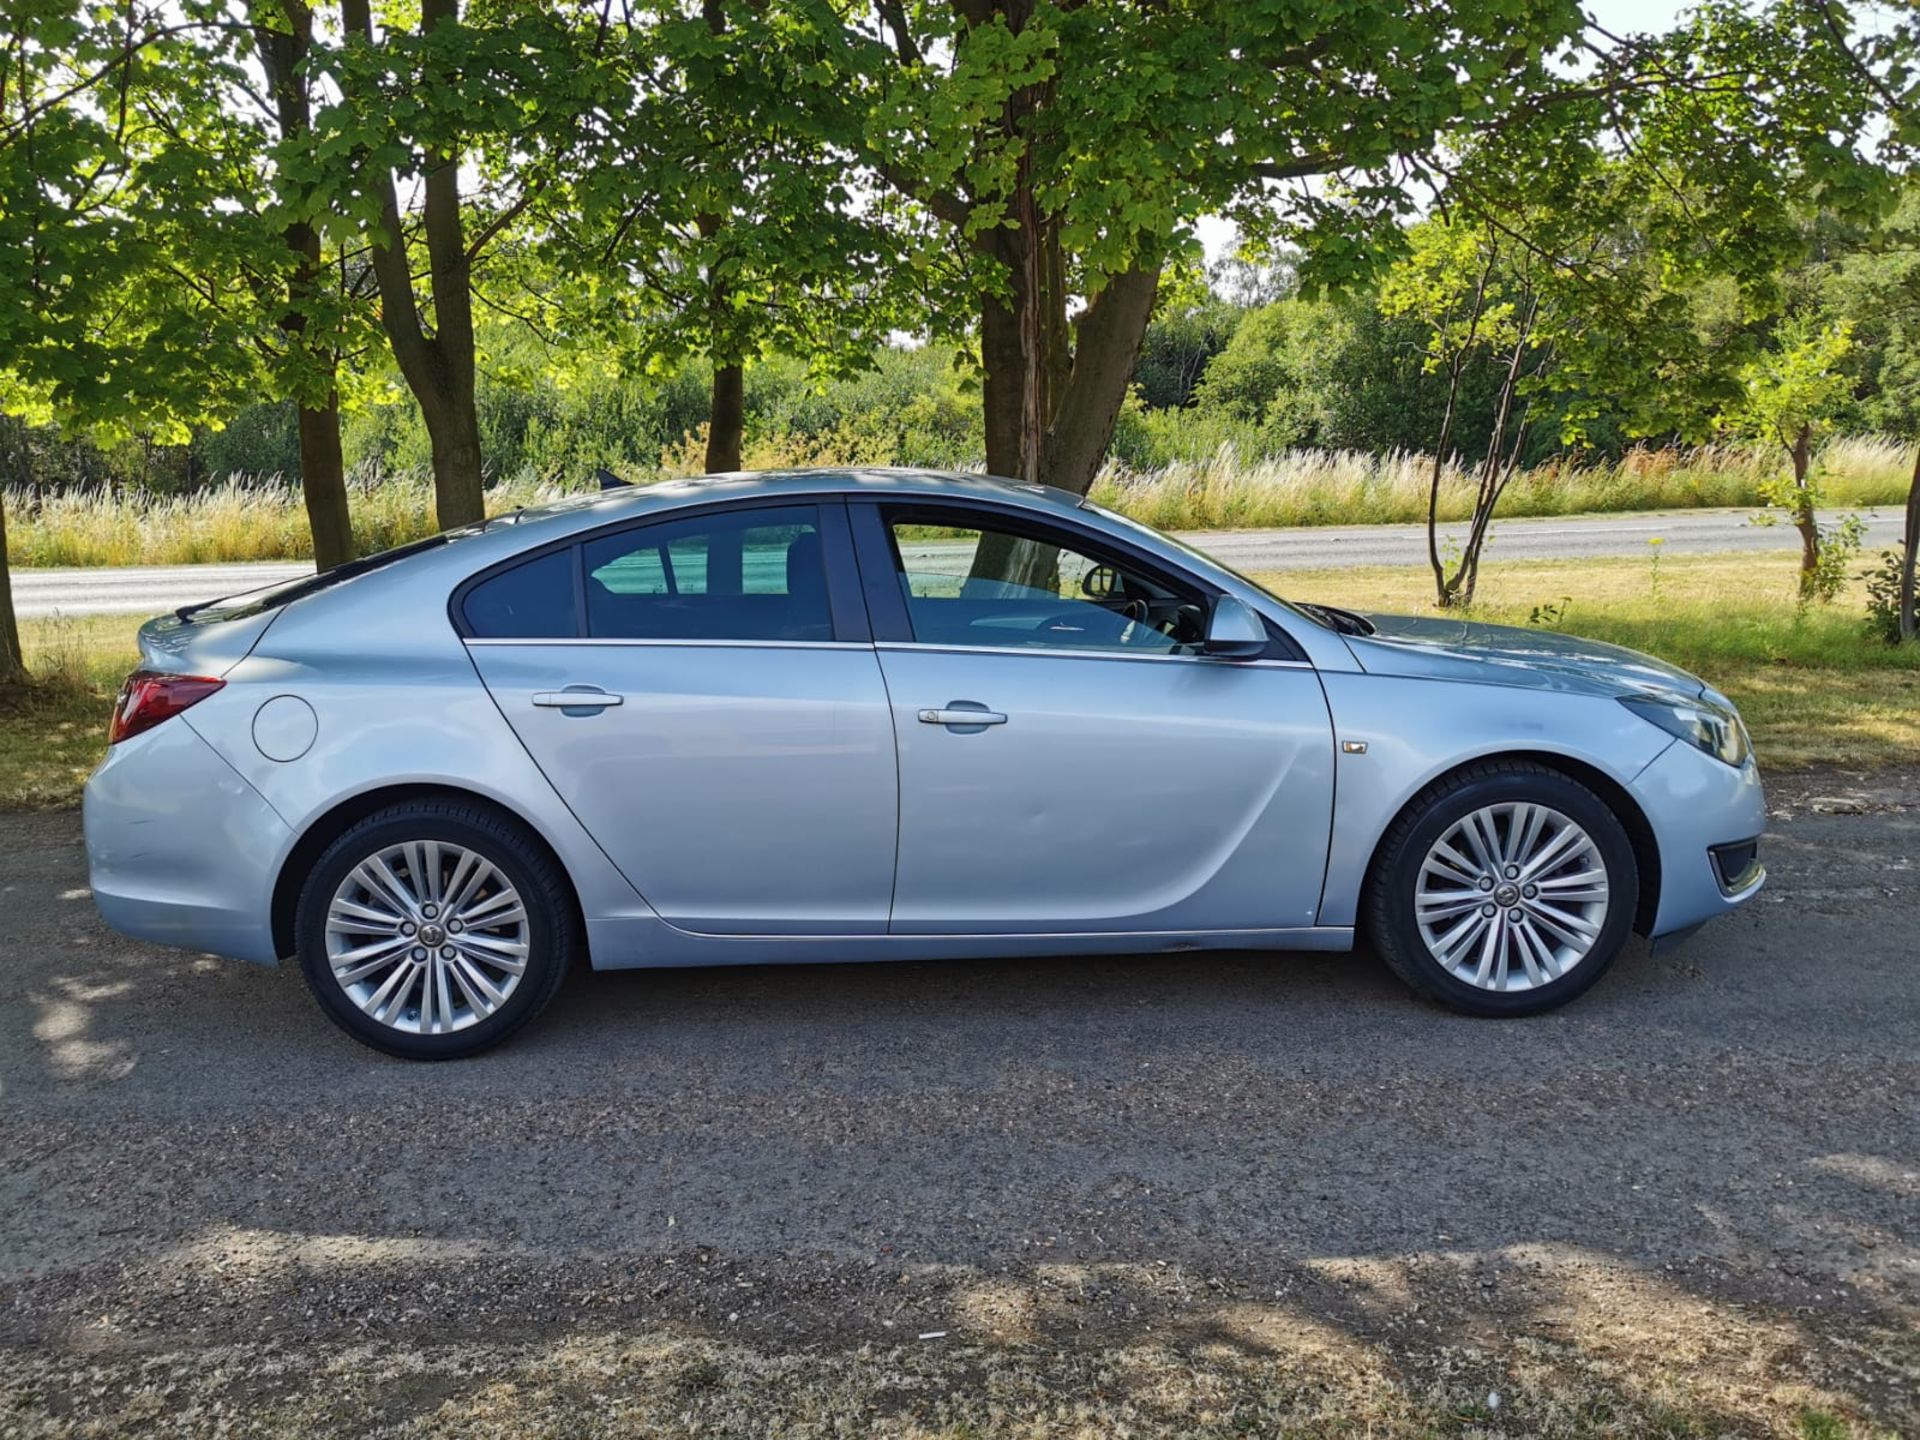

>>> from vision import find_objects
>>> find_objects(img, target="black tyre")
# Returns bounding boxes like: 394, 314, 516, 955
295, 799, 577, 1059
1363, 760, 1639, 1017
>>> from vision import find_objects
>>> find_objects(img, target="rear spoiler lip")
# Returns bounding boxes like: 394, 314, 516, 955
135, 605, 283, 680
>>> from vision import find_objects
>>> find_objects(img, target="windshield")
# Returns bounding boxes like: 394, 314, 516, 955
1078, 498, 1337, 630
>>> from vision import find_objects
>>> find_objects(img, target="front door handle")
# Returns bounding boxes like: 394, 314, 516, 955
533, 686, 624, 712
918, 704, 1007, 727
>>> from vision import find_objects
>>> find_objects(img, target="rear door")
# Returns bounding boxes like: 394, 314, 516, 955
462, 500, 900, 935
851, 501, 1336, 935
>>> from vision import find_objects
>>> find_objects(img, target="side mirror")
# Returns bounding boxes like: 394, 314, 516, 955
1203, 596, 1268, 658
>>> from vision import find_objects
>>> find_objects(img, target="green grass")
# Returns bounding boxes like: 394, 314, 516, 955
0, 615, 139, 809
7, 435, 1914, 568
1, 551, 1913, 809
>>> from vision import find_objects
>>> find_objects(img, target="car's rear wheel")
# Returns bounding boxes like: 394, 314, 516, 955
294, 800, 576, 1058
1364, 760, 1639, 1016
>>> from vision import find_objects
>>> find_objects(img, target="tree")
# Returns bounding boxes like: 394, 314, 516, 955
1382, 221, 1556, 608
537, 2, 947, 476
0, 2, 285, 683
1, 3, 369, 573
1806, 1, 1920, 637
815, 0, 1894, 501
252, 1, 358, 570
310, 0, 621, 527
1721, 318, 1858, 595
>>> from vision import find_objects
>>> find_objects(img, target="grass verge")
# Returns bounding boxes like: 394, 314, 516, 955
0, 615, 139, 809
7, 436, 1914, 568
1, 552, 1914, 809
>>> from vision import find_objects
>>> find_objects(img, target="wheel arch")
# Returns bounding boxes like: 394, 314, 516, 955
270, 783, 588, 960
1359, 750, 1662, 936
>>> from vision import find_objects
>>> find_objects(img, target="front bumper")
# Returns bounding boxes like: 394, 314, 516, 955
83, 718, 289, 965
1629, 738, 1767, 940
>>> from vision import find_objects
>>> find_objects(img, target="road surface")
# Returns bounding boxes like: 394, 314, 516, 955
2, 770, 1916, 1434
12, 504, 1907, 618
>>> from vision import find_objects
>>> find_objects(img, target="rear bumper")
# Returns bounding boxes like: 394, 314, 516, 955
83, 719, 289, 965
1629, 739, 1767, 940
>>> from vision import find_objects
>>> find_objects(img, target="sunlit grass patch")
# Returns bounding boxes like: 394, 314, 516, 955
0, 614, 140, 809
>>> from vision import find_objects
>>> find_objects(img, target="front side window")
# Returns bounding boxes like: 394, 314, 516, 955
584, 505, 833, 642
884, 511, 1207, 654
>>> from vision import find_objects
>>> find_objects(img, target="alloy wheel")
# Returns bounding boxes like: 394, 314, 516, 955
1414, 802, 1611, 992
323, 841, 530, 1034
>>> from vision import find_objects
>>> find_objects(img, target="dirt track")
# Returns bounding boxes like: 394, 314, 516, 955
2, 771, 1915, 1435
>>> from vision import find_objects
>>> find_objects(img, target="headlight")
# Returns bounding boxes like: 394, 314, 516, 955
1619, 693, 1750, 767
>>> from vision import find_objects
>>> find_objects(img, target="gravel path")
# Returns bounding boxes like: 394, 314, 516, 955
2, 773, 1916, 1434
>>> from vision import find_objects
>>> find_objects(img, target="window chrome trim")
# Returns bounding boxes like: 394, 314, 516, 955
462, 636, 1316, 668
465, 637, 872, 651
872, 640, 1314, 669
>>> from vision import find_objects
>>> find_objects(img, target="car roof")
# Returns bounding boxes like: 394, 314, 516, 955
500, 467, 1087, 533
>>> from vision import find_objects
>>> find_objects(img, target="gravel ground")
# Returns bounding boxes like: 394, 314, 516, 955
2, 771, 1916, 1436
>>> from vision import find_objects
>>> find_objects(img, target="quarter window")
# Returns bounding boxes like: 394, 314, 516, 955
461, 548, 579, 639
884, 512, 1208, 655
584, 505, 834, 642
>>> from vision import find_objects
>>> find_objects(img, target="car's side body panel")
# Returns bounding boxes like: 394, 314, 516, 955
574, 914, 1356, 969
875, 645, 1335, 931
84, 715, 292, 964
467, 639, 901, 934
174, 582, 662, 966
1313, 671, 1675, 928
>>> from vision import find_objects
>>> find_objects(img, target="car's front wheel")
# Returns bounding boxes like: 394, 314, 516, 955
1364, 760, 1639, 1016
294, 800, 576, 1059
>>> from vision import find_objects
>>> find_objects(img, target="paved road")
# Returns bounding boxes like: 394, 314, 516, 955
13, 505, 1908, 618
2, 773, 1916, 1434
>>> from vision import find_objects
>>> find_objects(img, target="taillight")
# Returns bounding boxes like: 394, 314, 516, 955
108, 671, 225, 745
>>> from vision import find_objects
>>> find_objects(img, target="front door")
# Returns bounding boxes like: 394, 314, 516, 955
464, 500, 899, 934
853, 502, 1336, 935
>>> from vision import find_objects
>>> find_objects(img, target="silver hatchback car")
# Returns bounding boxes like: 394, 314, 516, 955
85, 470, 1766, 1057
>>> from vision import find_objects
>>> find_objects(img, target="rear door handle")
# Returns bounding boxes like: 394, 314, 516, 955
918, 705, 1007, 727
533, 686, 623, 711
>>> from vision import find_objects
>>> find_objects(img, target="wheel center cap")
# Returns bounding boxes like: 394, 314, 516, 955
1493, 883, 1520, 907
419, 923, 446, 947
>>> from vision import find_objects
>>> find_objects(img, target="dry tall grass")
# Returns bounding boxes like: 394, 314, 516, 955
1089, 434, 1915, 531
6, 436, 1913, 568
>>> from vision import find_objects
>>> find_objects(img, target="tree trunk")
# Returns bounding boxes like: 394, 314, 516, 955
424, 383, 485, 528
706, 364, 744, 472
342, 0, 486, 532
1900, 441, 1919, 642
0, 492, 24, 688
257, 3, 355, 571
0, 416, 26, 686
1037, 266, 1159, 497
980, 287, 1028, 480
1790, 422, 1819, 592
297, 398, 354, 570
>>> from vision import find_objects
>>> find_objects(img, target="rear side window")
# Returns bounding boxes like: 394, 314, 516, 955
582, 506, 833, 642
462, 549, 579, 638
